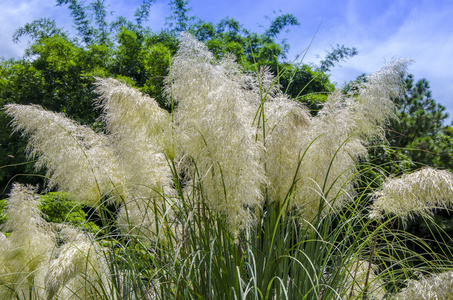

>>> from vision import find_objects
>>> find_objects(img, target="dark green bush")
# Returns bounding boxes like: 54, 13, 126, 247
39, 192, 100, 234
0, 199, 7, 227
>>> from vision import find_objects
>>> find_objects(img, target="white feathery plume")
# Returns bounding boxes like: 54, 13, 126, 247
263, 95, 311, 204
4, 104, 124, 206
0, 183, 54, 299
347, 59, 412, 139
370, 167, 453, 220
168, 32, 265, 236
263, 60, 410, 222
263, 83, 365, 222
45, 225, 111, 300
314, 59, 410, 202
94, 78, 174, 198
394, 271, 453, 300
298, 89, 368, 221
94, 78, 177, 243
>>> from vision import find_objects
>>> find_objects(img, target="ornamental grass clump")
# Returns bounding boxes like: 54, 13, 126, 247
0, 184, 110, 299
3, 32, 453, 299
3, 33, 410, 237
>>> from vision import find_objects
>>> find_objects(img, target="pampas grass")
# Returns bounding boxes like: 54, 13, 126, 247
2, 32, 452, 299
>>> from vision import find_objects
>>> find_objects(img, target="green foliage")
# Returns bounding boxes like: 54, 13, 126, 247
0, 199, 7, 226
25, 34, 101, 122
0, 191, 99, 234
12, 18, 63, 43
0, 59, 46, 105
371, 144, 414, 174
265, 13, 300, 39
167, 0, 195, 32
38, 192, 100, 234
390, 75, 453, 169
279, 63, 335, 113
111, 28, 144, 81
319, 44, 358, 73
134, 0, 155, 27
56, 0, 99, 45
192, 12, 300, 69
89, 0, 110, 44
140, 43, 173, 107
391, 76, 448, 145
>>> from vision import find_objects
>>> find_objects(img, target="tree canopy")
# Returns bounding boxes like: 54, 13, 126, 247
366, 74, 453, 174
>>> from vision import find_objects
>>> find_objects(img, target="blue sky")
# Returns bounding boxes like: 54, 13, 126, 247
1, 0, 452, 122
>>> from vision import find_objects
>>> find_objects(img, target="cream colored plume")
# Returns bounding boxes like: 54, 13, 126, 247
94, 78, 177, 243
4, 104, 124, 206
370, 167, 453, 220
393, 271, 453, 300
0, 184, 54, 299
263, 60, 410, 222
45, 225, 111, 300
94, 78, 174, 198
169, 32, 266, 236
